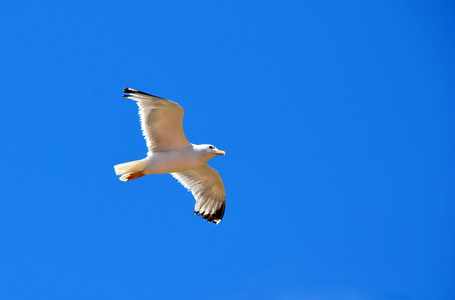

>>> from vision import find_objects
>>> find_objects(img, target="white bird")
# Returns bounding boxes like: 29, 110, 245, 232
114, 88, 226, 224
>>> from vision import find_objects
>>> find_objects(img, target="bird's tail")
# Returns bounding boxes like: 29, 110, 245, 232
114, 159, 148, 181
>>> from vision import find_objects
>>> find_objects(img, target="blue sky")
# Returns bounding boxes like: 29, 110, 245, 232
1, 1, 454, 299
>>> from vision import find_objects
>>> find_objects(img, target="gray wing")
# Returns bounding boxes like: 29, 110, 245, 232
123, 88, 191, 152
171, 164, 226, 224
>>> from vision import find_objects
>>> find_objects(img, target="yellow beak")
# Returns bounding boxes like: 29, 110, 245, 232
213, 150, 226, 155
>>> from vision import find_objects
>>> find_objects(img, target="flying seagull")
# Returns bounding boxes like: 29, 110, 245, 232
114, 88, 226, 224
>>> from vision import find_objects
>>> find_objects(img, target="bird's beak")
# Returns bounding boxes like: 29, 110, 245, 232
214, 150, 226, 156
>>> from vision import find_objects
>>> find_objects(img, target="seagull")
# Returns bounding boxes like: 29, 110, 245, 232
114, 88, 226, 224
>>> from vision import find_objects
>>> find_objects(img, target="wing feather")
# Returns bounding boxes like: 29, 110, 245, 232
123, 88, 191, 152
171, 164, 226, 224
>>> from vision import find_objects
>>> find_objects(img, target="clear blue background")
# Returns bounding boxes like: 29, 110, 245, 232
1, 1, 454, 299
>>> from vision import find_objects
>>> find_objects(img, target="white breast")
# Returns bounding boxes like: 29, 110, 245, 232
144, 147, 208, 174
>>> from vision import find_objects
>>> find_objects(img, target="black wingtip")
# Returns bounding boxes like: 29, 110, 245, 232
123, 87, 166, 99
123, 87, 137, 94
194, 202, 226, 225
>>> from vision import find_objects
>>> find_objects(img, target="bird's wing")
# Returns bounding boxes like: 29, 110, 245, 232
171, 164, 226, 224
123, 88, 191, 152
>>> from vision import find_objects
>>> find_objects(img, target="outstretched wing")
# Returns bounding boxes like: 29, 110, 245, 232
172, 164, 226, 224
123, 88, 191, 152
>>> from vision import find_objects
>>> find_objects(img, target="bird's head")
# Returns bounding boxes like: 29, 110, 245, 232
206, 144, 225, 156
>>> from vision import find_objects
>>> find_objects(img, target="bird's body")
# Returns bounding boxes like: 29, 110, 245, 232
150, 144, 220, 174
114, 88, 226, 224
116, 144, 216, 176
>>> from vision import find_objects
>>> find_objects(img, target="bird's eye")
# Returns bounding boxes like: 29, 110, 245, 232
209, 146, 214, 150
